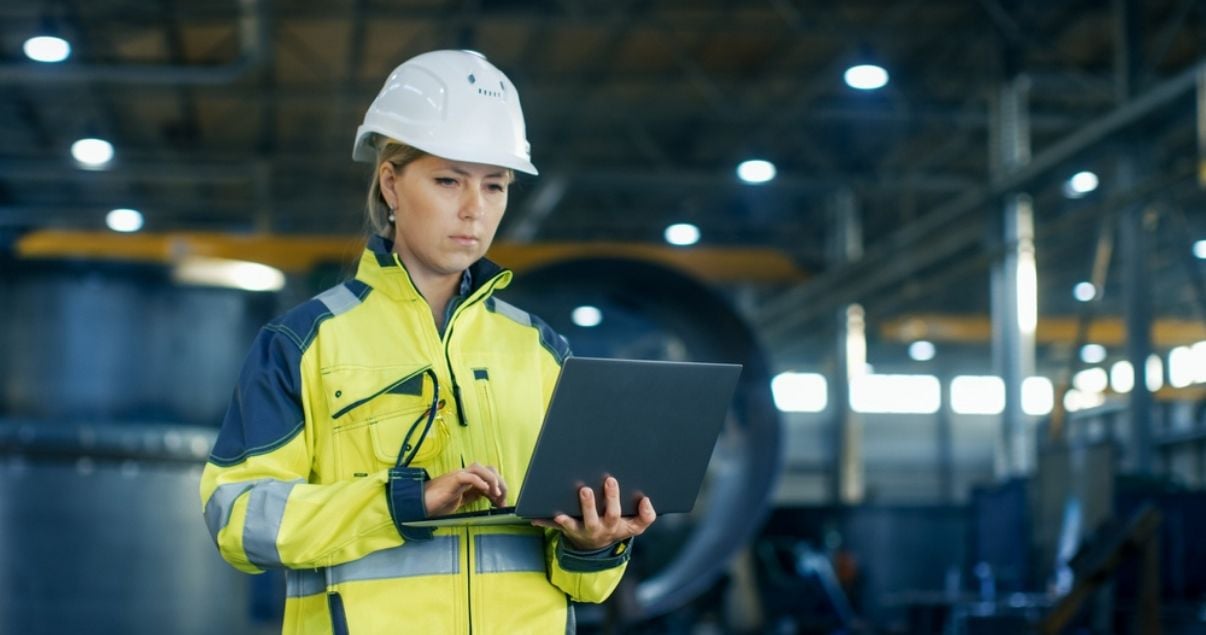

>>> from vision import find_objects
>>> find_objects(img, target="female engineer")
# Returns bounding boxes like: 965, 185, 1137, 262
200, 49, 656, 634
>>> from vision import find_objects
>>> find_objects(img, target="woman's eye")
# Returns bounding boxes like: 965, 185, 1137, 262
435, 177, 457, 186
487, 183, 507, 193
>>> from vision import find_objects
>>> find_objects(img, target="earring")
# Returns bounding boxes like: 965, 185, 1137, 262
388, 209, 396, 223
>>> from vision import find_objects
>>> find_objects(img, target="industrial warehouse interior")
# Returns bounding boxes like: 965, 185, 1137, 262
2, 0, 1206, 633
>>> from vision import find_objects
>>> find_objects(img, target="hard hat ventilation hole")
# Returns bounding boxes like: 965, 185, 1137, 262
467, 74, 476, 84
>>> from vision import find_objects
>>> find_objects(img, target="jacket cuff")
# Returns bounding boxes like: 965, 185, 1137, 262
555, 536, 633, 572
387, 467, 433, 541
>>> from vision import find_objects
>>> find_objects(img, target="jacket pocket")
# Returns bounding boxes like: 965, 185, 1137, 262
370, 408, 449, 466
472, 367, 497, 429
323, 365, 445, 476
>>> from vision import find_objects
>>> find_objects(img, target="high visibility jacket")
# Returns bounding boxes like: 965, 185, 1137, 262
200, 236, 630, 634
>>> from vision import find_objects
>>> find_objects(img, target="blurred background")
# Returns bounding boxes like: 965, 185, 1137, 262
1, 1, 1205, 633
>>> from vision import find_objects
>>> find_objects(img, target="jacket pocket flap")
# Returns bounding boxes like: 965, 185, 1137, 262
322, 365, 431, 422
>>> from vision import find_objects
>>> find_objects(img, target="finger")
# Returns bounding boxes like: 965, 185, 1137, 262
632, 496, 657, 531
552, 513, 581, 534
486, 465, 509, 505
465, 464, 502, 499
456, 472, 492, 497
602, 477, 621, 522
578, 486, 600, 528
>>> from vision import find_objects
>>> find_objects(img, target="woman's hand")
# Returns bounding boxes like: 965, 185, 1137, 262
532, 476, 657, 551
423, 463, 507, 517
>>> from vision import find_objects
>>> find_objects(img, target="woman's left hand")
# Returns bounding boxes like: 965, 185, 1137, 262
532, 476, 657, 551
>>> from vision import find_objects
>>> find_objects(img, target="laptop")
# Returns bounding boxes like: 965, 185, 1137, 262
404, 356, 742, 528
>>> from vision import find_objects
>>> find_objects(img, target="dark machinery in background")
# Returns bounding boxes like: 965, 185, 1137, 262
498, 257, 783, 627
0, 253, 782, 634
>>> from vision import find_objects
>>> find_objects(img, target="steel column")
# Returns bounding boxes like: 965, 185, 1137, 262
991, 75, 1035, 477
1120, 160, 1154, 473
827, 188, 864, 504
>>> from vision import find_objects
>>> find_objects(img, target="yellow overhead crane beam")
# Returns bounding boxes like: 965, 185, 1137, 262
15, 230, 808, 284
882, 314, 1206, 348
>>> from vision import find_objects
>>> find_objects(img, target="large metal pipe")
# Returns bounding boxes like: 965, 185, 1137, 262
0, 259, 272, 426
0, 0, 266, 85
501, 258, 781, 622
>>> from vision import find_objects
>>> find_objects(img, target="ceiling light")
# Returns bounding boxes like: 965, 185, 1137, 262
843, 64, 889, 90
950, 375, 1005, 415
1073, 367, 1108, 394
1022, 376, 1054, 416
908, 340, 935, 361
1073, 281, 1096, 302
1063, 171, 1098, 198
850, 374, 941, 414
1194, 240, 1206, 260
736, 159, 776, 184
174, 257, 285, 292
771, 372, 828, 413
664, 223, 700, 246
1146, 354, 1164, 392
106, 208, 143, 233
571, 305, 602, 328
23, 35, 71, 63
71, 138, 114, 168
1110, 361, 1134, 393
1080, 343, 1107, 364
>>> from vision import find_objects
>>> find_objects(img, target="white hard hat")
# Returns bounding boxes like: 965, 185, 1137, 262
353, 49, 538, 175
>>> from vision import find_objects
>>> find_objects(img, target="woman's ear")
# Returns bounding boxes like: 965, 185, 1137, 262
378, 162, 399, 209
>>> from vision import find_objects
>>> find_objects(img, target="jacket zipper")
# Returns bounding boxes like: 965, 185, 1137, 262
441, 276, 503, 429
443, 282, 501, 635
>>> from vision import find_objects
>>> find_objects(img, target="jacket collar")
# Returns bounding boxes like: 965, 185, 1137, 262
358, 234, 512, 303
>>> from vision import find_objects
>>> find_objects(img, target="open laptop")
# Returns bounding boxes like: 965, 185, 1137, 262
405, 356, 742, 527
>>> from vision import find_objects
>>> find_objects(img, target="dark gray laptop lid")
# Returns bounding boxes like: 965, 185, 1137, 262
515, 357, 742, 518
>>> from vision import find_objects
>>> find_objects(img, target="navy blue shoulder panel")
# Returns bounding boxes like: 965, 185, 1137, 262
529, 311, 572, 365
208, 281, 372, 467
484, 296, 572, 365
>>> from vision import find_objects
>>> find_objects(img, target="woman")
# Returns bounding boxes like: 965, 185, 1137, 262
200, 50, 656, 634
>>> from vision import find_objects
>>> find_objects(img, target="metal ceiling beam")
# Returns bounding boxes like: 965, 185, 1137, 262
755, 57, 1206, 341
879, 315, 1206, 348
0, 157, 975, 193
13, 230, 809, 283
0, 0, 267, 85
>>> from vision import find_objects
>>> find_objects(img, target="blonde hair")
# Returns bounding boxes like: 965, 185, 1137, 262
365, 137, 429, 237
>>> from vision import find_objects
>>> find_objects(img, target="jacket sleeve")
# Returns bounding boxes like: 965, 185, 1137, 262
546, 531, 633, 603
529, 326, 633, 602
199, 325, 425, 574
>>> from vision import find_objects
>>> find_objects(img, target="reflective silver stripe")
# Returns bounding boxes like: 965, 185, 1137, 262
330, 536, 459, 583
491, 298, 531, 327
475, 534, 546, 574
203, 478, 274, 542
286, 568, 326, 598
315, 284, 361, 316
242, 479, 302, 568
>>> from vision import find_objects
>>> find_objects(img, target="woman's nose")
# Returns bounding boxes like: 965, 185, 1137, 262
460, 187, 485, 219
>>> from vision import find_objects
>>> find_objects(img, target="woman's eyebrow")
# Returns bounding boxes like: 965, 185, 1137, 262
448, 166, 507, 179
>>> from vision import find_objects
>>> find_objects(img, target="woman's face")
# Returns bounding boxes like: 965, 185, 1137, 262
380, 154, 510, 283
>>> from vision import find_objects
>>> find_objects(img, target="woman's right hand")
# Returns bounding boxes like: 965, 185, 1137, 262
423, 463, 508, 517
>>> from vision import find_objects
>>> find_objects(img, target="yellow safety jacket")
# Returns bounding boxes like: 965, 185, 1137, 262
200, 236, 630, 634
